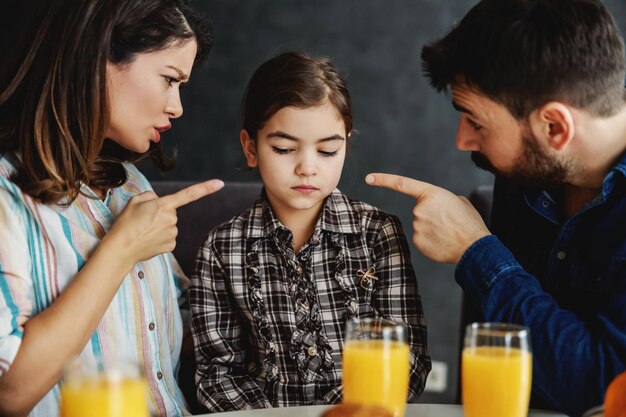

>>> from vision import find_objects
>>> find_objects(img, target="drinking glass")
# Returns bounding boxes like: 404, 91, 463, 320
462, 322, 532, 417
342, 317, 410, 417
59, 357, 150, 417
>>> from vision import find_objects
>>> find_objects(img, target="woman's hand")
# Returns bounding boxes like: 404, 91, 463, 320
106, 179, 224, 267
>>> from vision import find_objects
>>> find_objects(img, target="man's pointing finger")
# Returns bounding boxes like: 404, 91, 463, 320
365, 173, 434, 200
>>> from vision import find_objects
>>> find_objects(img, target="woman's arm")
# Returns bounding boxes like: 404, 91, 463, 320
0, 181, 222, 417
190, 242, 271, 412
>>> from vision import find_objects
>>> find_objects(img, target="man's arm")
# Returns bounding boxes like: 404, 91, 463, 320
457, 235, 626, 416
366, 172, 625, 416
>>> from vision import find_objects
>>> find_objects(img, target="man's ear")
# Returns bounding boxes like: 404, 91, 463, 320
530, 102, 575, 151
240, 129, 257, 168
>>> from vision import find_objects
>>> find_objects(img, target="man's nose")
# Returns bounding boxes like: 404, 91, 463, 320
456, 117, 480, 151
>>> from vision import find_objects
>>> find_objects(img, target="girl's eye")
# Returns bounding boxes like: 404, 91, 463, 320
319, 150, 338, 157
271, 146, 292, 155
467, 118, 483, 132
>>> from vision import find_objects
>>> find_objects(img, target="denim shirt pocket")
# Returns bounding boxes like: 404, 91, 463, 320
569, 256, 626, 294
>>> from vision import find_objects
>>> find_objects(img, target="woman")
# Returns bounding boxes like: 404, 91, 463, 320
0, 1, 222, 416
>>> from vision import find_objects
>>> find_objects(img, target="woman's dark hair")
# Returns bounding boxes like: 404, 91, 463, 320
0, 0, 213, 204
421, 0, 626, 119
240, 51, 352, 140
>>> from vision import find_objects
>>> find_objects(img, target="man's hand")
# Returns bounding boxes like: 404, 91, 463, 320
366, 173, 490, 264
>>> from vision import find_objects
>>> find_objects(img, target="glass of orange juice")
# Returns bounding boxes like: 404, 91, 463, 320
342, 317, 410, 417
59, 357, 149, 417
462, 322, 532, 417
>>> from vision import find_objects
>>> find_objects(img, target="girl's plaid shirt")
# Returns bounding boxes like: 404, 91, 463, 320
190, 189, 431, 412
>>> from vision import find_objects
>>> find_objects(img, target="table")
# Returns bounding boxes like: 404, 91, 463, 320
198, 403, 567, 417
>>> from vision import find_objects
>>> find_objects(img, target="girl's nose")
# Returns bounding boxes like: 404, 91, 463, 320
295, 154, 318, 177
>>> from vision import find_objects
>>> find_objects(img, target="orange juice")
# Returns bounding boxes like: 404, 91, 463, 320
342, 340, 410, 417
60, 376, 149, 417
462, 346, 532, 417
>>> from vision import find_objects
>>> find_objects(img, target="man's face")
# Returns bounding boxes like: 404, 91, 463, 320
452, 83, 570, 189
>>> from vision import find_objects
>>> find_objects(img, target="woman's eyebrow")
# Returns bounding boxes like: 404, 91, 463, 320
166, 65, 189, 81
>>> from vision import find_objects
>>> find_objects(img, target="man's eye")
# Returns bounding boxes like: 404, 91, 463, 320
271, 147, 291, 155
467, 118, 483, 132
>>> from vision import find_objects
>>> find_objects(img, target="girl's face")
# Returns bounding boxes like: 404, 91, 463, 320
241, 101, 347, 222
105, 40, 197, 153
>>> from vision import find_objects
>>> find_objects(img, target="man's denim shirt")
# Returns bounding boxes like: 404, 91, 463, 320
456, 153, 626, 417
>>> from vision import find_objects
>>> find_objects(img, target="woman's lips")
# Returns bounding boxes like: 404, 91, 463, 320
153, 124, 172, 143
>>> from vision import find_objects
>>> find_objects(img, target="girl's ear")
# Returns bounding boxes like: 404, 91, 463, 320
530, 102, 575, 151
240, 129, 258, 168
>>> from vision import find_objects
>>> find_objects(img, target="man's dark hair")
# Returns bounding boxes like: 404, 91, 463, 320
422, 0, 626, 119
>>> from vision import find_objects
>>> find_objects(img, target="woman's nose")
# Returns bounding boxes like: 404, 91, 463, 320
165, 90, 183, 119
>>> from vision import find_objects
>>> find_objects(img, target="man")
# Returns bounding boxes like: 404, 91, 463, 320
366, 0, 626, 415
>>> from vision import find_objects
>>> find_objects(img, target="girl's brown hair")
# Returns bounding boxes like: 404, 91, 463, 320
240, 51, 352, 140
0, 0, 213, 204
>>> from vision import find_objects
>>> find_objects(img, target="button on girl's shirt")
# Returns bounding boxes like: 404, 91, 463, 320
149, 322, 155, 331
557, 251, 567, 260
138, 271, 145, 279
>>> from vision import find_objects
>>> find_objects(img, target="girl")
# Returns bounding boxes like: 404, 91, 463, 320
190, 51, 431, 411
0, 1, 222, 416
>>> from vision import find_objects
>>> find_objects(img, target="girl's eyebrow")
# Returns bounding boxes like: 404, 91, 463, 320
267, 130, 345, 142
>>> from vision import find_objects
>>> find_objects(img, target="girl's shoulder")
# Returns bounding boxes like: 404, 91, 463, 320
329, 190, 401, 231
202, 204, 257, 248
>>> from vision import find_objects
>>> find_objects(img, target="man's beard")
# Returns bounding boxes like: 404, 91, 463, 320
471, 131, 570, 190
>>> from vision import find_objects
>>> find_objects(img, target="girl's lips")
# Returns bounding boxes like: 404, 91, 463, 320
292, 185, 319, 194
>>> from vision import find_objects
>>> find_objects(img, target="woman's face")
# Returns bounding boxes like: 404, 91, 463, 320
105, 40, 197, 153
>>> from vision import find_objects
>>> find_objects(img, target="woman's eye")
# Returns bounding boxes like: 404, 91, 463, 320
319, 150, 338, 157
164, 76, 179, 87
271, 146, 292, 155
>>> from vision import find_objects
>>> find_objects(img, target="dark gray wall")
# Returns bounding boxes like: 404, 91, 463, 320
141, 0, 626, 404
